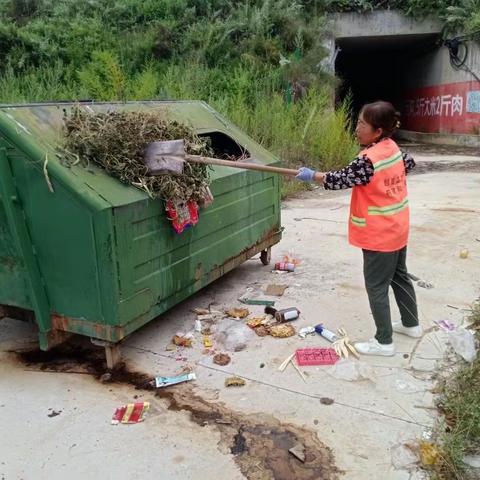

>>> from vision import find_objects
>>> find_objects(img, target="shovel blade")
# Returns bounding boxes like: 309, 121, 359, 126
144, 139, 186, 175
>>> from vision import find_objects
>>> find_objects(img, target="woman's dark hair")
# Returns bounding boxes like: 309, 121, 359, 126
360, 101, 401, 138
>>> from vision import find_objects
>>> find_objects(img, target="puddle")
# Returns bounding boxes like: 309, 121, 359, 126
14, 345, 340, 479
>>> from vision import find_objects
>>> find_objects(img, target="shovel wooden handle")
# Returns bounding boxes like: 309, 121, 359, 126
186, 154, 299, 177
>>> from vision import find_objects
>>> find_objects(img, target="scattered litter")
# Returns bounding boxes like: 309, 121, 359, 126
275, 307, 300, 323
97, 372, 112, 383
203, 336, 213, 348
320, 397, 334, 405
226, 307, 250, 319
463, 455, 480, 468
298, 326, 316, 339
269, 324, 296, 338
278, 353, 295, 372
391, 442, 418, 470
296, 348, 339, 366
274, 262, 295, 272
448, 327, 477, 362
193, 308, 210, 315
329, 359, 374, 382
265, 284, 288, 296
259, 363, 265, 368
333, 328, 359, 359
201, 326, 212, 336
213, 353, 231, 366
239, 298, 275, 306
291, 359, 307, 382
225, 377, 245, 387
408, 273, 434, 289
315, 324, 339, 343
254, 325, 269, 337
238, 287, 275, 306
417, 280, 434, 289
112, 402, 150, 425
266, 306, 300, 323
460, 249, 469, 259
173, 334, 192, 348
434, 319, 456, 332
419, 441, 440, 467
165, 343, 177, 351
155, 373, 196, 388
195, 319, 203, 332
216, 319, 256, 352
47, 409, 62, 418
246, 316, 266, 329
289, 442, 306, 462
421, 430, 433, 441
282, 255, 300, 266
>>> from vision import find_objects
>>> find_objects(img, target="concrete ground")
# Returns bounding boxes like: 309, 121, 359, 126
1, 150, 479, 480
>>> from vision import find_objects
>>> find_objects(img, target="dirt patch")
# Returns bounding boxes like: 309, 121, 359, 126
157, 384, 341, 480
15, 344, 155, 390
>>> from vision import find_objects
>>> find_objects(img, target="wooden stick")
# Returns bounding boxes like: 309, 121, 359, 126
278, 353, 295, 372
187, 154, 299, 176
290, 358, 307, 383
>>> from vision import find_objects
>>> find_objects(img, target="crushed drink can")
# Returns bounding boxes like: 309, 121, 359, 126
275, 262, 295, 272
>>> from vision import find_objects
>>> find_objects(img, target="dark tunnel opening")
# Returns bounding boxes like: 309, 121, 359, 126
335, 33, 441, 124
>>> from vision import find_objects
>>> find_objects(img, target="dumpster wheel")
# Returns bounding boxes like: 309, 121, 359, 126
260, 248, 271, 266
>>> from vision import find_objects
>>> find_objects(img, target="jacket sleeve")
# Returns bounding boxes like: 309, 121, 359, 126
324, 155, 375, 190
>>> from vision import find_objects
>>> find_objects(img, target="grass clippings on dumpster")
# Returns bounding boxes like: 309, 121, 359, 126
63, 106, 212, 201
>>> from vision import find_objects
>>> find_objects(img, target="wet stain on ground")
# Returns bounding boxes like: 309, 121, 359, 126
14, 344, 155, 390
157, 384, 341, 480
14, 345, 340, 479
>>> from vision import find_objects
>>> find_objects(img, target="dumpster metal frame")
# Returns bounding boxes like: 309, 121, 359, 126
0, 101, 283, 367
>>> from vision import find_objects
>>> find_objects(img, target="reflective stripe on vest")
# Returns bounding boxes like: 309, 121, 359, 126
373, 151, 403, 173
367, 198, 409, 216
351, 215, 366, 227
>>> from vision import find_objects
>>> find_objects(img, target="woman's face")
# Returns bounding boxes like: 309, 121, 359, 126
355, 113, 383, 146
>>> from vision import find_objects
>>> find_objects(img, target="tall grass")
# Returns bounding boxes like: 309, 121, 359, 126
0, 60, 357, 173
156, 62, 357, 171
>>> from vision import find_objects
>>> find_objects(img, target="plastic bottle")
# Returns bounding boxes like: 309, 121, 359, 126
315, 324, 338, 343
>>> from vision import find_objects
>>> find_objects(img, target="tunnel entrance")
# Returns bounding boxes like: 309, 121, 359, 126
335, 33, 440, 120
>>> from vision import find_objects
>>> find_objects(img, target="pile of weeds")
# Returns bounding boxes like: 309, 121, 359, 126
63, 106, 212, 201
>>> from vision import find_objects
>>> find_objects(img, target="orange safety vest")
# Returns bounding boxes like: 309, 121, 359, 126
349, 138, 409, 252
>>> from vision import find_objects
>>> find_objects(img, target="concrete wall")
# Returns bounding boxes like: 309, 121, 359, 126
332, 11, 480, 142
402, 41, 480, 136
332, 11, 441, 39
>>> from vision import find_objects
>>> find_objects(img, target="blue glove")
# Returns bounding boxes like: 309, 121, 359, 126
296, 167, 315, 182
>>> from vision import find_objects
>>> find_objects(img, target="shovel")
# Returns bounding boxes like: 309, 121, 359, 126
143, 139, 299, 177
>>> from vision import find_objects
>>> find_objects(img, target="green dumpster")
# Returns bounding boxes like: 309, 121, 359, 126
0, 101, 282, 365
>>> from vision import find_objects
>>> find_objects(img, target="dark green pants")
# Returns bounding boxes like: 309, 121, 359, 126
363, 247, 419, 345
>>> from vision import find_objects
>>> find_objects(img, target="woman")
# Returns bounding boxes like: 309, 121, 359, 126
296, 100, 422, 356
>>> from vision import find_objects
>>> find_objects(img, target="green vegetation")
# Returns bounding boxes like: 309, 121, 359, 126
0, 0, 477, 181
431, 303, 480, 480
0, 0, 359, 179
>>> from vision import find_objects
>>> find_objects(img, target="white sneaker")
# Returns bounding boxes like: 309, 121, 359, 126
392, 322, 423, 338
354, 338, 396, 357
